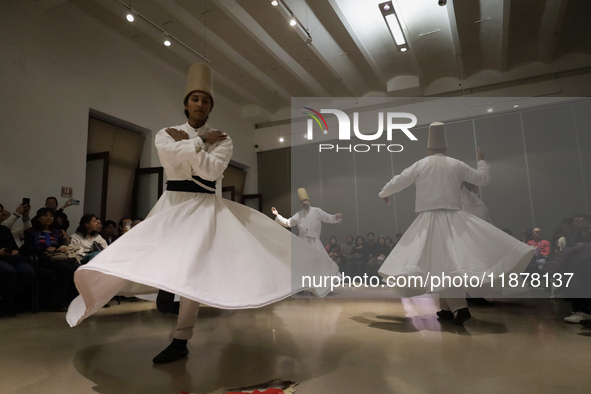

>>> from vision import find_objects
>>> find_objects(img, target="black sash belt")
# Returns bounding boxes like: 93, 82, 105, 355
166, 176, 216, 194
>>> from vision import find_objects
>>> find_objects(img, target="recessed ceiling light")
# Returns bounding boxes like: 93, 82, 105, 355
487, 108, 493, 113
271, 0, 279, 6
279, 137, 284, 142
126, 13, 135, 22
290, 17, 297, 26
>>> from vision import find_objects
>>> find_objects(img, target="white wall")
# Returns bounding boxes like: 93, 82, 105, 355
0, 1, 257, 228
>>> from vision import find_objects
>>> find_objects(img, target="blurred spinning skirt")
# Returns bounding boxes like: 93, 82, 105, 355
378, 209, 535, 297
67, 191, 339, 327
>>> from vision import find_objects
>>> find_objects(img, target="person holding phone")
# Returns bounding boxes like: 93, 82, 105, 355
1, 202, 31, 230
45, 197, 73, 231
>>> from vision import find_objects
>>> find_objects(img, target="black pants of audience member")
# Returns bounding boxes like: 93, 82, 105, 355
39, 257, 79, 309
0, 256, 35, 315
572, 299, 591, 315
366, 257, 385, 279
342, 256, 367, 277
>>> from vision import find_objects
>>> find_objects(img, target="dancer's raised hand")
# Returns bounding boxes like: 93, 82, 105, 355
477, 147, 485, 161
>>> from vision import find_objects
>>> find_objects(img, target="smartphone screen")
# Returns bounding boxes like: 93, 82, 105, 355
22, 198, 30, 206
72, 199, 80, 206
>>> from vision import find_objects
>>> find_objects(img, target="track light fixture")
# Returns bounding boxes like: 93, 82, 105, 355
379, 1, 409, 52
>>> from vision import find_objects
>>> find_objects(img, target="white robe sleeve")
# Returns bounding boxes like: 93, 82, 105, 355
378, 162, 418, 198
187, 137, 233, 181
275, 212, 299, 228
1, 214, 19, 229
463, 160, 491, 186
155, 129, 205, 168
316, 208, 341, 224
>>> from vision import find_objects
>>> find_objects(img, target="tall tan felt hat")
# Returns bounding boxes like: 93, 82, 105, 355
297, 188, 309, 201
184, 63, 214, 103
427, 121, 447, 149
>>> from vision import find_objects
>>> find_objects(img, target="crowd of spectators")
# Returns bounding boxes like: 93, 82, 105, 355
325, 232, 402, 279
0, 197, 140, 317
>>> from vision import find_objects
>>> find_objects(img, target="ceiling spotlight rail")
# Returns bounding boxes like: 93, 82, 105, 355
116, 0, 210, 63
271, 0, 313, 45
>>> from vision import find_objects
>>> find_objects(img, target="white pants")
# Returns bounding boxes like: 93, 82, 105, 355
174, 297, 200, 340
438, 287, 468, 313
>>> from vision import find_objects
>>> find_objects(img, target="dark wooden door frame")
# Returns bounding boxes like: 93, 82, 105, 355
132, 167, 164, 219
242, 194, 263, 212
86, 152, 110, 221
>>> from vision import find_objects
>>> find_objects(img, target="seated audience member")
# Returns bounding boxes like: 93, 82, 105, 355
343, 236, 368, 277
45, 197, 73, 231
366, 232, 378, 258
572, 214, 591, 245
325, 236, 344, 265
521, 228, 533, 243
340, 235, 355, 256
367, 236, 391, 277
101, 220, 118, 245
554, 217, 575, 253
24, 208, 78, 311
3, 205, 32, 248
118, 218, 133, 236
547, 223, 591, 323
71, 214, 109, 264
132, 218, 144, 228
526, 228, 550, 271
0, 224, 35, 316
385, 236, 395, 250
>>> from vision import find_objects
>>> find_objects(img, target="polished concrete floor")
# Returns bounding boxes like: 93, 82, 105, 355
1, 295, 590, 394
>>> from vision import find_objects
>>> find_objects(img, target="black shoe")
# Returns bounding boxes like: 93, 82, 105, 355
436, 310, 454, 320
453, 308, 471, 325
156, 290, 175, 313
152, 341, 189, 364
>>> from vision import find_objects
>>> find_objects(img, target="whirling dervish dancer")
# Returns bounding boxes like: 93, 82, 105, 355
377, 122, 534, 325
272, 188, 342, 253
66, 64, 339, 363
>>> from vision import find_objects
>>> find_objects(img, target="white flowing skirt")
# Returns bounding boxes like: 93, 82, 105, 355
302, 237, 326, 254
378, 209, 534, 296
66, 191, 339, 327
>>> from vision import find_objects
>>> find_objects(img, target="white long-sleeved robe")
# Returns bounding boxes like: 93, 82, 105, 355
275, 207, 341, 253
378, 154, 491, 212
460, 187, 492, 223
